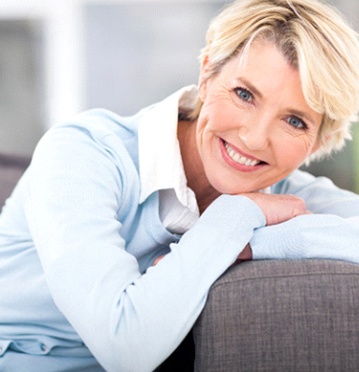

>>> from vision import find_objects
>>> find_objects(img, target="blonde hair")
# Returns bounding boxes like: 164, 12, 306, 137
184, 0, 359, 161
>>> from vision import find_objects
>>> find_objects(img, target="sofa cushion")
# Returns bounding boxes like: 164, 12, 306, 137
194, 259, 359, 371
0, 153, 30, 208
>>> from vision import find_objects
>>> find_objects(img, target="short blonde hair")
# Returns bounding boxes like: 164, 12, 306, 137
184, 0, 359, 161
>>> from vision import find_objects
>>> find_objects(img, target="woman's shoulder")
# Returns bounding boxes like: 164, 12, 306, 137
54, 108, 141, 142
27, 108, 143, 196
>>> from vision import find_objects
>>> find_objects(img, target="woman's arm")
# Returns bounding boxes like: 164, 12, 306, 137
26, 122, 267, 371
250, 169, 359, 262
272, 169, 359, 217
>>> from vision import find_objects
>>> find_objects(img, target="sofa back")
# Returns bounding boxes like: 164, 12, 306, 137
0, 153, 30, 209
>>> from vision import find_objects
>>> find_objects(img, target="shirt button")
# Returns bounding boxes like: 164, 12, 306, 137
40, 343, 47, 352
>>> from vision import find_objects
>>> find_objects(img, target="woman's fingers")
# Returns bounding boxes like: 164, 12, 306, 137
242, 193, 308, 225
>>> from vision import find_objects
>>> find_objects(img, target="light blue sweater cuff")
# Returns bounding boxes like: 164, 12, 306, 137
251, 214, 359, 263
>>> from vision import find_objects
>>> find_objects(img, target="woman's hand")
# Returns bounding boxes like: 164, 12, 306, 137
242, 193, 310, 226
232, 194, 309, 265
234, 243, 252, 263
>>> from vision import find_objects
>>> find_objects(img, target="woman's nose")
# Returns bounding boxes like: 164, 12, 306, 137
237, 118, 270, 151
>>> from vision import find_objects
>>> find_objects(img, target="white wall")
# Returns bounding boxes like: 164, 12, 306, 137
0, 0, 85, 128
0, 0, 226, 131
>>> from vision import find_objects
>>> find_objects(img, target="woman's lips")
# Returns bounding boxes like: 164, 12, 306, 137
220, 139, 267, 169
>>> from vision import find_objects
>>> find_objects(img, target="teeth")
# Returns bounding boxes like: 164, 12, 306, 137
224, 142, 260, 166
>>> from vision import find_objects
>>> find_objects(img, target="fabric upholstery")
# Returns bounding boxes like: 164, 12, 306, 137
0, 153, 30, 208
193, 259, 359, 371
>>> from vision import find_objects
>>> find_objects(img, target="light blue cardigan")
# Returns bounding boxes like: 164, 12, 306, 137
0, 103, 358, 371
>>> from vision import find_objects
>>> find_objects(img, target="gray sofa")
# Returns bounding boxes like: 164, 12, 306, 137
0, 152, 30, 207
1, 152, 359, 371
194, 260, 359, 371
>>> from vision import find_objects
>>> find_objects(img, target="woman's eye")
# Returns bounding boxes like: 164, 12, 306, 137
235, 87, 253, 102
287, 115, 307, 130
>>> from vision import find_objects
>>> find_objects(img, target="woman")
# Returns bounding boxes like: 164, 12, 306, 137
1, 0, 359, 370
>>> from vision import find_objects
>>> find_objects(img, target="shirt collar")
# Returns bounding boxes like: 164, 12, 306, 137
138, 85, 199, 208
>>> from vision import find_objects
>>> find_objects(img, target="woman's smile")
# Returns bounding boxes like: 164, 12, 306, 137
220, 138, 266, 170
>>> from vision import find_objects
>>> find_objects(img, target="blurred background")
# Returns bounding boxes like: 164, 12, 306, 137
0, 0, 358, 192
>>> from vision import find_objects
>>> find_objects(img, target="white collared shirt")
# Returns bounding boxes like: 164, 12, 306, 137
138, 85, 200, 234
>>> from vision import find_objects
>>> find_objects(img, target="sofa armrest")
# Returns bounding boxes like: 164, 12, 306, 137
193, 259, 359, 371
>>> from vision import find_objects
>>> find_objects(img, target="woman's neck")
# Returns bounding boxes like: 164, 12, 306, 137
177, 119, 221, 214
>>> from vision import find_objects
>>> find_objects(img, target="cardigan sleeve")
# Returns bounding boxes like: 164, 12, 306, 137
25, 120, 265, 371
251, 169, 359, 262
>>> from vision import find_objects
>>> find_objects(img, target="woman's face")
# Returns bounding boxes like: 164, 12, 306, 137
196, 40, 322, 194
